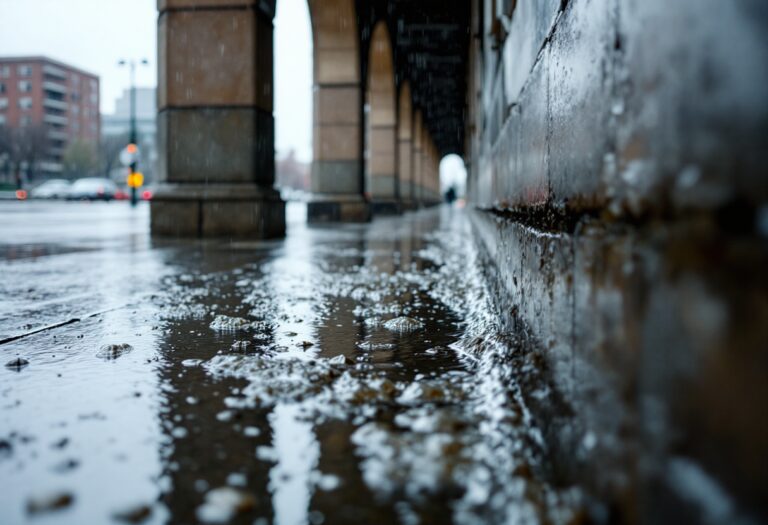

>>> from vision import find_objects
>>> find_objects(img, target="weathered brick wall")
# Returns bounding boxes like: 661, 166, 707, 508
467, 0, 768, 521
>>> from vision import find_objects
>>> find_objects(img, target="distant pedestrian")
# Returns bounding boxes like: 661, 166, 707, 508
444, 186, 457, 204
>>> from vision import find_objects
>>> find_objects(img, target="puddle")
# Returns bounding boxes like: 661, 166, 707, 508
0, 202, 586, 524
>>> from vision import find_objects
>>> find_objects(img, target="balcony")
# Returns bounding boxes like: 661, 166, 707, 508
42, 65, 67, 80
43, 114, 68, 126
42, 81, 67, 94
37, 161, 63, 173
43, 97, 68, 111
47, 129, 67, 140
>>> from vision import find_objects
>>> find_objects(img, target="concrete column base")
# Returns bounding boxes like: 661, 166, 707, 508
370, 199, 401, 215
150, 183, 285, 238
307, 194, 371, 223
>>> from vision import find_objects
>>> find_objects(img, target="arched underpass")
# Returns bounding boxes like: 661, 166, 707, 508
0, 1, 766, 524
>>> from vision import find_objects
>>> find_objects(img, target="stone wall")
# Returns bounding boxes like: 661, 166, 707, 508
467, 0, 768, 521
470, 0, 768, 215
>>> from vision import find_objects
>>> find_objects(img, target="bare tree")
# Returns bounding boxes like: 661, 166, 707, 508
0, 125, 49, 187
62, 139, 98, 179
0, 127, 12, 184
99, 132, 130, 179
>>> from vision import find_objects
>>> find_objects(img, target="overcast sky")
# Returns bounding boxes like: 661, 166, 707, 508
0, 0, 313, 161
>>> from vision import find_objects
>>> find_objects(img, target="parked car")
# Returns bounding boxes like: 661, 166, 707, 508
67, 178, 118, 201
30, 179, 71, 199
113, 185, 153, 201
114, 186, 129, 200
141, 185, 155, 201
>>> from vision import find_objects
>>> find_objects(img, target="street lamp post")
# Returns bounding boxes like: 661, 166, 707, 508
118, 58, 149, 207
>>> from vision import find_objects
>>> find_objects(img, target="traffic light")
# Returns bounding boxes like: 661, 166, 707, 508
127, 172, 144, 188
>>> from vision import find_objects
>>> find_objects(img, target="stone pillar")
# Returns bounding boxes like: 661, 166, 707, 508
366, 22, 398, 215
307, 0, 368, 222
431, 138, 441, 203
152, 0, 285, 237
421, 134, 432, 206
424, 133, 438, 205
398, 83, 414, 210
412, 110, 423, 207
367, 109, 398, 213
420, 126, 430, 205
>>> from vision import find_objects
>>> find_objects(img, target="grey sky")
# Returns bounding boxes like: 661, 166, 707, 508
0, 0, 313, 161
0, 0, 158, 113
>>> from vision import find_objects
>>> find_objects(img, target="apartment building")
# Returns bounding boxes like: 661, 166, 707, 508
0, 56, 100, 176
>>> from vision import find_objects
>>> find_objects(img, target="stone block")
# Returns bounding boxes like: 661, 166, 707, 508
159, 0, 256, 9
548, 0, 614, 210
491, 106, 519, 208
314, 85, 360, 125
158, 9, 258, 108
368, 175, 397, 199
315, 49, 359, 85
515, 50, 550, 206
368, 99, 396, 127
502, 0, 561, 106
367, 126, 396, 174
616, 0, 768, 212
202, 199, 284, 237
151, 183, 284, 237
310, 160, 361, 194
150, 200, 200, 236
313, 123, 360, 161
398, 140, 413, 199
158, 108, 274, 185
307, 196, 370, 222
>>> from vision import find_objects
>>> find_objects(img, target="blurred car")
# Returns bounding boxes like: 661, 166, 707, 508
30, 179, 71, 199
113, 185, 153, 201
141, 185, 154, 201
279, 187, 310, 202
67, 178, 118, 201
114, 186, 129, 200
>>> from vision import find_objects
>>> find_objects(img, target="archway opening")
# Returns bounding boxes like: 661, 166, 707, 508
365, 21, 397, 212
274, 0, 313, 204
440, 154, 467, 204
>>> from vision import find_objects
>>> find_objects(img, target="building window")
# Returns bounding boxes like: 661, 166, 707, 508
0, 82, 5, 94
20, 115, 31, 126
0, 66, 10, 78
72, 104, 80, 116
0, 115, 6, 126
90, 92, 98, 105
17, 65, 32, 77
19, 80, 32, 93
0, 97, 7, 109
19, 97, 32, 110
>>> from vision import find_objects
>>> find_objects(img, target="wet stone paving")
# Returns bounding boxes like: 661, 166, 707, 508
0, 202, 586, 525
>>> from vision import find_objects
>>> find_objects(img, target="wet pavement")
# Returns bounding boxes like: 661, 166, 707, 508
0, 201, 586, 525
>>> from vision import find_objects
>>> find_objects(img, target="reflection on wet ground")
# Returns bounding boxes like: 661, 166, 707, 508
0, 201, 585, 524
